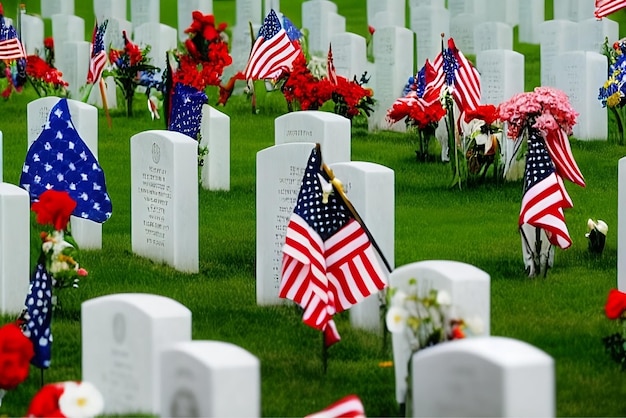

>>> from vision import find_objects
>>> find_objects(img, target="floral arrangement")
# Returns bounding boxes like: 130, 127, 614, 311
104, 30, 160, 116
26, 381, 104, 418
459, 104, 503, 181
43, 36, 55, 67
599, 37, 626, 144
281, 54, 374, 120
602, 288, 626, 370
385, 279, 483, 352
26, 54, 68, 97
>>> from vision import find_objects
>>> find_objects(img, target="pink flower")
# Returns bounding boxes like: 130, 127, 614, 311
77, 268, 88, 277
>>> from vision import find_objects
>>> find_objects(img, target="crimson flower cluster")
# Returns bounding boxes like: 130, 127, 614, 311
26, 54, 68, 97
386, 96, 446, 130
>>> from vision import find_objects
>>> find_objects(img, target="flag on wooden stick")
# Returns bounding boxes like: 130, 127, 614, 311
279, 144, 388, 347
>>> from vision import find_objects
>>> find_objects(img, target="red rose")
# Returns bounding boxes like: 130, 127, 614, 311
0, 322, 34, 390
31, 190, 77, 231
44, 37, 54, 50
605, 288, 626, 320
26, 383, 66, 418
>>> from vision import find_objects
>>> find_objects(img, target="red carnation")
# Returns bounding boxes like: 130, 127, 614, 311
31, 190, 77, 231
605, 288, 626, 320
44, 37, 54, 50
464, 104, 499, 125
26, 383, 66, 418
0, 322, 34, 390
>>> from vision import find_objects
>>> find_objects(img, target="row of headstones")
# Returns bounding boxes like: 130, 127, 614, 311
78, 262, 553, 417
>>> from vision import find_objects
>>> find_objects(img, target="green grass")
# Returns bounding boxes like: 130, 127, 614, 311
1, 0, 626, 417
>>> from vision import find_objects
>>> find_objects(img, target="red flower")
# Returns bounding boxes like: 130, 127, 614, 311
464, 104, 500, 125
185, 11, 227, 43
26, 383, 66, 418
31, 190, 77, 231
44, 37, 54, 50
0, 322, 34, 390
368, 25, 375, 35
122, 31, 143, 66
605, 288, 626, 320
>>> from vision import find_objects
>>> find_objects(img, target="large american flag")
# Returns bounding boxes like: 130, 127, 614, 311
87, 19, 108, 84
595, 0, 626, 18
244, 9, 301, 81
520, 127, 574, 249
279, 146, 387, 347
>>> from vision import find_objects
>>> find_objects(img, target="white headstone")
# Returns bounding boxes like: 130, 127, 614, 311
222, 24, 257, 93
409, 0, 445, 7
539, 20, 578, 87
104, 17, 134, 52
131, 130, 199, 273
133, 22, 177, 73
577, 18, 619, 54
553, 0, 595, 22
411, 336, 555, 417
447, 0, 487, 18
329, 161, 394, 333
20, 14, 44, 57
0, 131, 2, 182
256, 142, 316, 305
618, 157, 626, 291
329, 32, 368, 81
94, 0, 127, 22
237, 0, 263, 27
160, 341, 261, 417
59, 41, 91, 99
389, 260, 491, 404
473, 22, 513, 54
264, 0, 281, 17
450, 13, 478, 54
369, 26, 414, 132
484, 0, 507, 23
504, 0, 519, 26
178, 0, 213, 42
41, 0, 74, 18
518, 0, 544, 44
367, 0, 405, 29
274, 111, 351, 165
87, 75, 118, 109
131, 0, 160, 28
302, 0, 340, 55
410, 6, 450, 73
26, 98, 103, 250
555, 51, 607, 140
199, 105, 230, 191
82, 293, 192, 416
0, 183, 30, 315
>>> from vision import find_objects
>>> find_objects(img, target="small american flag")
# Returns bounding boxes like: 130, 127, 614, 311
520, 126, 573, 249
244, 9, 301, 81
279, 145, 387, 347
22, 262, 54, 369
87, 19, 108, 84
305, 395, 366, 418
0, 12, 25, 61
595, 0, 626, 18
327, 43, 338, 85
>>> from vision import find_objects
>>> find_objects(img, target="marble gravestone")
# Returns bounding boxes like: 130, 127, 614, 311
329, 161, 394, 334
131, 0, 160, 28
577, 18, 619, 54
553, 0, 595, 22
274, 111, 351, 165
133, 22, 177, 74
410, 336, 555, 417
256, 142, 316, 306
26, 97, 103, 250
199, 105, 230, 191
41, 0, 74, 18
82, 293, 192, 416
367, 0, 405, 29
264, 0, 280, 17
539, 20, 578, 87
104, 16, 133, 51
410, 5, 450, 69
329, 32, 368, 82
130, 130, 199, 273
554, 51, 607, 140
617, 157, 626, 291
450, 13, 477, 54
178, 0, 213, 42
94, 0, 127, 22
50, 14, 85, 96
302, 0, 344, 55
389, 260, 491, 405
160, 341, 261, 417
518, 0, 545, 44
0, 183, 30, 315
20, 13, 44, 57
473, 22, 513, 54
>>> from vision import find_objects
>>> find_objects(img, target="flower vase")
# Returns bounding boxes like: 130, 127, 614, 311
416, 126, 435, 162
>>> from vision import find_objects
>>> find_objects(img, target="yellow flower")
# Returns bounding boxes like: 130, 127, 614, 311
607, 92, 622, 108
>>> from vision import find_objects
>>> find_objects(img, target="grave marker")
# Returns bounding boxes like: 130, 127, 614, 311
329, 32, 368, 81
59, 41, 90, 99
256, 142, 316, 305
274, 111, 351, 165
410, 5, 450, 68
410, 337, 554, 417
20, 13, 44, 57
0, 183, 30, 315
0, 131, 2, 182
264, 0, 280, 17
389, 260, 490, 404
104, 17, 133, 51
302, 0, 342, 55
82, 293, 192, 416
577, 18, 619, 54
199, 105, 230, 191
41, 0, 74, 18
518, 0, 545, 44
539, 20, 578, 87
329, 161, 394, 333
131, 0, 160, 28
553, 0, 595, 22
133, 22, 177, 73
367, 0, 406, 29
130, 130, 199, 273
473, 22, 513, 54
160, 341, 261, 417
618, 157, 626, 291
236, 0, 262, 28
555, 51, 607, 140
450, 13, 477, 54
94, 0, 127, 22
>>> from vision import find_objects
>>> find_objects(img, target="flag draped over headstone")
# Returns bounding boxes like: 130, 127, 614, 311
279, 145, 387, 347
19, 98, 112, 223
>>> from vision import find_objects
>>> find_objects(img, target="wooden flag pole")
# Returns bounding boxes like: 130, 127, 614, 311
99, 78, 112, 128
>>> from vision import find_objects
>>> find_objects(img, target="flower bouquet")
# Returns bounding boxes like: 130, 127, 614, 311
459, 104, 503, 183
26, 381, 104, 418
599, 37, 626, 144
602, 288, 626, 370
26, 53, 68, 97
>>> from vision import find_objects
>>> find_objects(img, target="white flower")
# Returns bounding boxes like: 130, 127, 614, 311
389, 289, 408, 308
436, 290, 451, 306
385, 305, 408, 334
58, 381, 104, 418
464, 316, 485, 336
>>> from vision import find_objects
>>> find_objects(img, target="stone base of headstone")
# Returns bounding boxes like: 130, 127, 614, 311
200, 105, 230, 191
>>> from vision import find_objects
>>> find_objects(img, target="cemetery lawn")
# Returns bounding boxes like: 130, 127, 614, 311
1, 0, 626, 417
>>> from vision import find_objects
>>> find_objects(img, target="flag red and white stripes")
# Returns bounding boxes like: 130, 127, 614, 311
305, 395, 366, 418
0, 37, 25, 60
595, 0, 626, 18
327, 43, 338, 85
544, 129, 586, 187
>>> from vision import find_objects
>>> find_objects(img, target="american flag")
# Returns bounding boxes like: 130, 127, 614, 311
244, 9, 301, 81
305, 395, 366, 418
87, 19, 108, 84
279, 146, 388, 347
327, 43, 338, 85
0, 13, 25, 61
20, 98, 112, 223
432, 37, 481, 113
595, 0, 626, 18
22, 262, 54, 369
544, 127, 586, 187
519, 127, 574, 249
